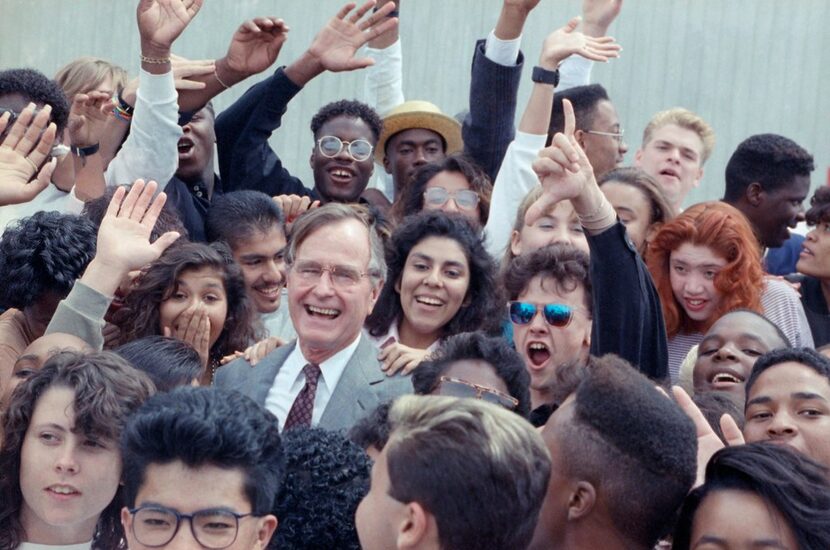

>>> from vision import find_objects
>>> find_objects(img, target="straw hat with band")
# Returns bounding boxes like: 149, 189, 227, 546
375, 100, 463, 164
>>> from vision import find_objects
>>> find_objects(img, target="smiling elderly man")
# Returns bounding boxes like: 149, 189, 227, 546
215, 203, 411, 431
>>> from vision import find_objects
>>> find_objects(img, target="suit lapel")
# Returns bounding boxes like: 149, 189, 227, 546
250, 341, 296, 406
319, 335, 382, 428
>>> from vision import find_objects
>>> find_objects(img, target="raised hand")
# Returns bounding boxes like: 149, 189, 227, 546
540, 16, 621, 69
95, 179, 181, 273
526, 99, 594, 225
582, 0, 623, 37
503, 0, 543, 14
378, 341, 430, 376
272, 194, 321, 231
672, 386, 744, 487
222, 17, 290, 79
171, 54, 215, 90
137, 0, 203, 54
67, 92, 115, 148
308, 1, 398, 73
0, 103, 57, 206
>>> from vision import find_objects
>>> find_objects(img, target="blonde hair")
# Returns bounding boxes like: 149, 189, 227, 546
54, 56, 128, 99
641, 108, 716, 164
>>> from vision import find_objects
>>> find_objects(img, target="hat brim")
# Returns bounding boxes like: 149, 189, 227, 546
375, 111, 463, 164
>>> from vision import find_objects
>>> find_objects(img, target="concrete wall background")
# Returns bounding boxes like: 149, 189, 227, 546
2, 0, 828, 206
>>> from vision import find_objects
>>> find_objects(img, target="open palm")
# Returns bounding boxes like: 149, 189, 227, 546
225, 18, 290, 76
137, 0, 203, 50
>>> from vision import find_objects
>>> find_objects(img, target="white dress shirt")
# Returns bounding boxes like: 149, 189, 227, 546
264, 335, 361, 431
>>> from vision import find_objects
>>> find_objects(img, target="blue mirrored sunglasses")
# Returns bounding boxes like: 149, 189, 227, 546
508, 301, 577, 328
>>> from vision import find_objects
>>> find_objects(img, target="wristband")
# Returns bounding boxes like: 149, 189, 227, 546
116, 91, 135, 116
531, 65, 560, 87
71, 143, 100, 158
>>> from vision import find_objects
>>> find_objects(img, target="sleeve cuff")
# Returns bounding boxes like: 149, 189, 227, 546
485, 29, 522, 67
137, 68, 177, 103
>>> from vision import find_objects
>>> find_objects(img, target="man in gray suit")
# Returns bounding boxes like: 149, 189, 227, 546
216, 203, 411, 431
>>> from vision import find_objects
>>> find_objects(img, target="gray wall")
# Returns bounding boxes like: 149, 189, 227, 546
2, 0, 828, 206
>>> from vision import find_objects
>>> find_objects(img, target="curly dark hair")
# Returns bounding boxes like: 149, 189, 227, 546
348, 401, 392, 452
271, 428, 371, 550
806, 186, 830, 226
310, 99, 383, 143
724, 133, 815, 201
503, 243, 592, 313
0, 351, 154, 549
673, 442, 830, 550
392, 152, 493, 225
0, 211, 97, 310
365, 211, 501, 339
82, 185, 189, 241
114, 241, 261, 362
412, 331, 531, 418
0, 68, 71, 133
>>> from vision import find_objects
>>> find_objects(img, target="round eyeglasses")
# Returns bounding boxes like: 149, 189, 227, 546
316, 135, 374, 162
423, 186, 480, 210
128, 505, 259, 549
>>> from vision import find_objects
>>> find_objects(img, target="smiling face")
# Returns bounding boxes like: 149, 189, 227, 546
689, 489, 797, 550
692, 311, 788, 402
635, 123, 704, 209
158, 267, 228, 348
122, 461, 276, 549
422, 170, 481, 225
669, 243, 727, 326
511, 200, 589, 258
396, 236, 470, 347
512, 276, 591, 408
310, 115, 376, 203
287, 219, 380, 364
231, 226, 287, 315
19, 386, 122, 545
751, 175, 811, 249
744, 361, 830, 469
797, 220, 830, 278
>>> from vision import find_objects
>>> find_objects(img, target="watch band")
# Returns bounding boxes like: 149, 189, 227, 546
531, 65, 560, 87
71, 143, 100, 158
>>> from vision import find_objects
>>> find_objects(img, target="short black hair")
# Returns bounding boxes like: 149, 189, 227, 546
206, 190, 285, 250
412, 331, 531, 418
560, 354, 697, 546
503, 243, 592, 313
805, 186, 830, 226
116, 336, 203, 392
548, 84, 610, 145
0, 211, 97, 309
717, 308, 791, 347
745, 347, 830, 399
0, 68, 70, 132
723, 133, 814, 202
121, 387, 284, 514
310, 99, 383, 144
270, 428, 371, 550
348, 401, 392, 452
365, 211, 502, 338
673, 442, 830, 550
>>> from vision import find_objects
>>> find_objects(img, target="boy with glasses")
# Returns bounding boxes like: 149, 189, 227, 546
121, 387, 281, 549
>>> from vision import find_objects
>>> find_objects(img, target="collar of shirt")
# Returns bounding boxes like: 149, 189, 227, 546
283, 333, 362, 393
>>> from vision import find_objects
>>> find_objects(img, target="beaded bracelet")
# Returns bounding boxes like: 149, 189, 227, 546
111, 98, 133, 122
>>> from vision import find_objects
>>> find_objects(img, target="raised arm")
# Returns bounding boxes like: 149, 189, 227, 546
530, 98, 668, 379
0, 105, 57, 206
558, 0, 623, 90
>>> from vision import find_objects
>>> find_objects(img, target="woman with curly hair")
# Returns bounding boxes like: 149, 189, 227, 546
646, 201, 811, 380
365, 211, 500, 375
673, 442, 830, 550
793, 186, 830, 347
392, 153, 492, 227
0, 351, 154, 549
0, 212, 97, 391
115, 241, 261, 384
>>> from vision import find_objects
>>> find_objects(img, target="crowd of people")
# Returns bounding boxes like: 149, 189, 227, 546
1, 0, 829, 548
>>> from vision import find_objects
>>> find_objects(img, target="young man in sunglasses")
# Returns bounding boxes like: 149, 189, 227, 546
504, 97, 668, 424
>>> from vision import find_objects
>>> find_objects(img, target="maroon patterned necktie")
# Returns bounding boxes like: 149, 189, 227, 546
283, 363, 322, 430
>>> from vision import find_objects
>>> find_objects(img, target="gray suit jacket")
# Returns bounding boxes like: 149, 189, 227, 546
214, 334, 412, 431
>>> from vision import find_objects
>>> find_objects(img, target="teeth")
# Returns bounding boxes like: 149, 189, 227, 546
307, 305, 339, 316
687, 299, 704, 306
529, 343, 548, 350
332, 170, 350, 177
416, 297, 442, 306
713, 373, 741, 383
50, 486, 77, 494
256, 286, 281, 297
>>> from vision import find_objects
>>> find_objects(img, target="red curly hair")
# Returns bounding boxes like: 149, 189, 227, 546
645, 201, 764, 337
